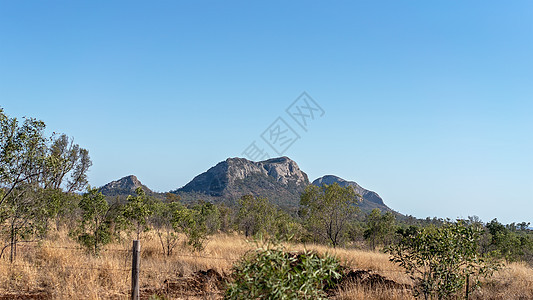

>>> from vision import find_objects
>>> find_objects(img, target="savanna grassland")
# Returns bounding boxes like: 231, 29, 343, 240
1, 229, 532, 300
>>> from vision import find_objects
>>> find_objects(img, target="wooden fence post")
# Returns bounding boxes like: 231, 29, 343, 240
465, 273, 470, 300
131, 240, 140, 300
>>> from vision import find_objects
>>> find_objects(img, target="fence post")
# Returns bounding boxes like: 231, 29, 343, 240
131, 240, 140, 300
465, 273, 470, 300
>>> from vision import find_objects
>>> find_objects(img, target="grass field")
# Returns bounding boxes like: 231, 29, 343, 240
1, 229, 532, 299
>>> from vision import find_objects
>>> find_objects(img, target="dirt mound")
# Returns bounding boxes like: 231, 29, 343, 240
160, 268, 226, 297
341, 269, 411, 290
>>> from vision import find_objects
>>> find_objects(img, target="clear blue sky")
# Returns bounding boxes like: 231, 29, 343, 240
1, 1, 532, 224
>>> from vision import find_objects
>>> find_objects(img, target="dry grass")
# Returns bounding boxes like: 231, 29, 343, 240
1, 230, 532, 299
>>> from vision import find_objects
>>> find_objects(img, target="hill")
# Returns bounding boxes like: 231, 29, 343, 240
174, 157, 309, 208
312, 175, 392, 213
98, 175, 153, 197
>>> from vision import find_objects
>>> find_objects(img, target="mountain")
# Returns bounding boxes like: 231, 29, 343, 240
98, 175, 152, 197
312, 175, 392, 213
175, 157, 309, 208
97, 158, 396, 216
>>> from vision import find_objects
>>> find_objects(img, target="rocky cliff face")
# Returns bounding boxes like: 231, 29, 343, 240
176, 157, 309, 207
312, 175, 391, 213
99, 175, 152, 196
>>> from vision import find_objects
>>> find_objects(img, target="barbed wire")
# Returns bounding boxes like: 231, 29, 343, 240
1, 243, 431, 277
0, 261, 130, 272
13, 243, 132, 253
11, 242, 244, 260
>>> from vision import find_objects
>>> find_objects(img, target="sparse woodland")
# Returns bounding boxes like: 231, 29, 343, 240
1, 107, 533, 299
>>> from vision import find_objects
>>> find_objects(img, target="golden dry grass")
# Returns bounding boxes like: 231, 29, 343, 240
0, 230, 532, 299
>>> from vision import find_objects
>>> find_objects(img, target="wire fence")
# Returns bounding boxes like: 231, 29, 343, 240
0, 241, 405, 271
0, 240, 413, 299
0, 243, 240, 276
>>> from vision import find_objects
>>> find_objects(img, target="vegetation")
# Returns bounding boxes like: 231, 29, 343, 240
388, 220, 500, 299
122, 187, 153, 240
299, 183, 361, 247
225, 243, 342, 300
0, 108, 91, 261
70, 187, 112, 255
364, 208, 396, 250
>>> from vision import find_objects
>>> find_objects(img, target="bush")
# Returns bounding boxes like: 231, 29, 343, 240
225, 245, 342, 299
387, 220, 500, 299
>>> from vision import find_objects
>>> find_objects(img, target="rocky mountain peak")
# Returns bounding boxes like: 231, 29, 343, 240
176, 156, 309, 206
99, 175, 152, 196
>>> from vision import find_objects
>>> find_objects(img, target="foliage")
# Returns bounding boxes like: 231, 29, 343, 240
364, 208, 396, 250
122, 187, 153, 240
236, 195, 275, 237
299, 183, 360, 247
150, 193, 183, 256
0, 108, 91, 261
193, 200, 221, 234
70, 187, 112, 255
387, 220, 500, 299
225, 244, 342, 300
173, 207, 208, 251
485, 219, 533, 263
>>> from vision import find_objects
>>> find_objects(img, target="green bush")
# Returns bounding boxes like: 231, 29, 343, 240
387, 220, 500, 299
225, 245, 342, 300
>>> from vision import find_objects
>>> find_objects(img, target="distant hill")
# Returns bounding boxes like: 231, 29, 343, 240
312, 175, 392, 213
98, 175, 152, 197
174, 157, 309, 208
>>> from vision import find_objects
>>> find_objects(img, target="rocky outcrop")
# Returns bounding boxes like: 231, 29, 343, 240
312, 175, 391, 213
99, 175, 152, 196
176, 157, 309, 207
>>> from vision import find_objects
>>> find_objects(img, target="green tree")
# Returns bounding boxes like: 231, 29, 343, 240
150, 193, 183, 256
0, 108, 91, 261
364, 208, 396, 250
43, 134, 92, 193
173, 207, 208, 251
70, 187, 112, 255
194, 200, 221, 235
299, 183, 361, 247
485, 218, 533, 262
387, 220, 499, 300
122, 187, 153, 240
236, 195, 279, 238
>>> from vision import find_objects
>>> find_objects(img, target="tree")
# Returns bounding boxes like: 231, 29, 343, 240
71, 187, 112, 255
122, 187, 153, 240
173, 207, 208, 251
485, 218, 532, 262
193, 200, 221, 235
364, 208, 396, 250
236, 195, 279, 238
0, 111, 48, 208
387, 220, 500, 299
43, 134, 92, 193
150, 193, 183, 256
0, 108, 91, 261
299, 183, 361, 247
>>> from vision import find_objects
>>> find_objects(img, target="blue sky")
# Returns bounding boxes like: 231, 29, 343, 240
1, 1, 532, 224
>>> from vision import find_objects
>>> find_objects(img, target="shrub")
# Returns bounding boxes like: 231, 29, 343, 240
225, 244, 342, 299
387, 220, 500, 299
